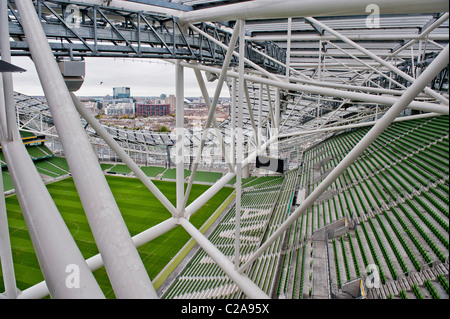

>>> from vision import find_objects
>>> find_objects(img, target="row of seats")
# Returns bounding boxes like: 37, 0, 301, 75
164, 169, 298, 299
276, 115, 448, 299
309, 116, 448, 299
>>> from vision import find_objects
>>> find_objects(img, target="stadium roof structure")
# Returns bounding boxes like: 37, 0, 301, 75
0, 0, 449, 300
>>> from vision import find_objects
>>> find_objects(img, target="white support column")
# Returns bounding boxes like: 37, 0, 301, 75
182, 69, 227, 211
265, 85, 276, 137
175, 60, 185, 216
317, 40, 323, 127
0, 144, 17, 299
286, 17, 292, 80
231, 76, 237, 167
235, 163, 242, 271
15, 0, 156, 299
275, 87, 280, 130
417, 40, 423, 77
239, 44, 449, 273
0, 78, 6, 136
258, 82, 263, 154
235, 19, 246, 271
0, 11, 17, 293
1, 1, 105, 299
1, 140, 106, 299
411, 46, 416, 79
182, 23, 241, 213
389, 13, 449, 57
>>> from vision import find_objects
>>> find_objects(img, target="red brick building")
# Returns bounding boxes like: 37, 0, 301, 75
135, 103, 170, 117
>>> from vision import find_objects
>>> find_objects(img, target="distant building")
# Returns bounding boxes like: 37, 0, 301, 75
117, 102, 135, 115
104, 106, 122, 116
166, 94, 176, 111
104, 102, 135, 116
135, 103, 170, 117
113, 87, 131, 99
83, 101, 99, 114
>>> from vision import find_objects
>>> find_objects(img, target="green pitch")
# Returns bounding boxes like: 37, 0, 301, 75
0, 175, 233, 298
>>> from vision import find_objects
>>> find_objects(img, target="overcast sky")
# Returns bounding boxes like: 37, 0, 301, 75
11, 56, 230, 98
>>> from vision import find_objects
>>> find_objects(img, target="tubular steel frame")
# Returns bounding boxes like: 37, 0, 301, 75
0, 0, 449, 299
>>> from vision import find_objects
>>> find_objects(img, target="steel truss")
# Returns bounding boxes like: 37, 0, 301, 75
0, 0, 449, 299
7, 0, 286, 73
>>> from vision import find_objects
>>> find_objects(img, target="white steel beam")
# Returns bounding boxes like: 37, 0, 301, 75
175, 60, 185, 216
250, 34, 450, 42
1, 140, 106, 299
286, 17, 292, 80
0, 0, 18, 142
324, 42, 408, 89
243, 80, 259, 145
15, 0, 157, 299
231, 76, 237, 166
0, 1, 17, 297
283, 67, 431, 97
1, 1, 105, 299
178, 61, 448, 115
73, 0, 182, 17
235, 19, 246, 271
179, 0, 449, 23
278, 112, 441, 139
18, 218, 179, 299
0, 128, 17, 300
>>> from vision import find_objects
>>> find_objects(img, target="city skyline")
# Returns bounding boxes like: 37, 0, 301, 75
10, 56, 231, 98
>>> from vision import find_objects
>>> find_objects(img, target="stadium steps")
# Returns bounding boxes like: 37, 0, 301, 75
368, 260, 449, 299
164, 170, 299, 299
351, 175, 449, 225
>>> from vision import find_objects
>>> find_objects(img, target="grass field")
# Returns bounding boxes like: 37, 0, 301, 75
0, 175, 233, 298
